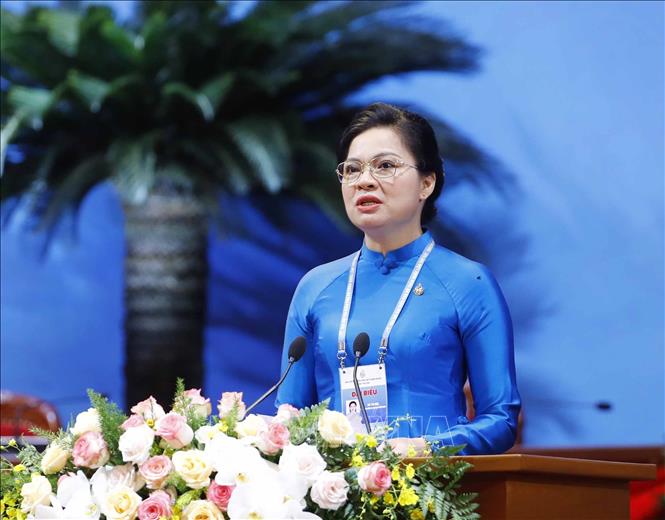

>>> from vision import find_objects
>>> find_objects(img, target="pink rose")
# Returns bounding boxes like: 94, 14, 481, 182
155, 412, 194, 449
72, 431, 110, 469
275, 403, 300, 423
217, 392, 245, 418
184, 388, 212, 419
139, 455, 173, 490
357, 461, 392, 496
122, 414, 146, 430
206, 481, 234, 511
137, 490, 172, 520
310, 471, 349, 510
257, 422, 290, 455
131, 396, 166, 422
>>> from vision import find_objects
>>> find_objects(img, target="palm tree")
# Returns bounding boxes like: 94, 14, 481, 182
1, 0, 505, 409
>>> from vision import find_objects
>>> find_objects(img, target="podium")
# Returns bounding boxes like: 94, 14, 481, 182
409, 454, 656, 520
460, 454, 656, 520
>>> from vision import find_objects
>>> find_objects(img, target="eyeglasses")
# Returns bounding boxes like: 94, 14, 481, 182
335, 156, 419, 184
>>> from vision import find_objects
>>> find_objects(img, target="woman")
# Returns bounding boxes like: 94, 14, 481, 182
275, 103, 520, 456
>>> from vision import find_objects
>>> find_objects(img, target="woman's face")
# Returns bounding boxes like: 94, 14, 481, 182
341, 127, 435, 237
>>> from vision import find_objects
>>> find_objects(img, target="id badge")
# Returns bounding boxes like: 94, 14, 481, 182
338, 363, 388, 434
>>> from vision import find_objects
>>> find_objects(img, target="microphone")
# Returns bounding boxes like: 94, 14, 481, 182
244, 336, 307, 417
351, 332, 372, 434
527, 399, 613, 411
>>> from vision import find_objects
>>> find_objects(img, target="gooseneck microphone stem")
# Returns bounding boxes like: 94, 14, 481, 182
244, 358, 296, 417
353, 354, 372, 434
243, 336, 307, 418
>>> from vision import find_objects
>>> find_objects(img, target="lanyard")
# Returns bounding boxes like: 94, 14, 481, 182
337, 240, 435, 368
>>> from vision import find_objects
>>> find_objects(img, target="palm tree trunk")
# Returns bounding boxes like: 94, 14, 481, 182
123, 192, 208, 410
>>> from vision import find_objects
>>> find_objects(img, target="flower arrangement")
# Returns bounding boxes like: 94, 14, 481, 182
0, 381, 479, 519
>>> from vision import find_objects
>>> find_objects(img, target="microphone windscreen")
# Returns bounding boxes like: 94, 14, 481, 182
288, 336, 307, 362
353, 332, 370, 357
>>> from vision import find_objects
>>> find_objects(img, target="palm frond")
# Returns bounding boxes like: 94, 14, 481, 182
224, 118, 291, 193
1, 0, 507, 245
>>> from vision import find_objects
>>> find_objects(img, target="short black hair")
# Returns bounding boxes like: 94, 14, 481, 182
337, 102, 445, 225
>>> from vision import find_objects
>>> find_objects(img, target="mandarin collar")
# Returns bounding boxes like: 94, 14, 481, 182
360, 230, 433, 274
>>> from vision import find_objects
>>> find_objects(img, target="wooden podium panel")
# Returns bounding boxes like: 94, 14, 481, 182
407, 454, 656, 520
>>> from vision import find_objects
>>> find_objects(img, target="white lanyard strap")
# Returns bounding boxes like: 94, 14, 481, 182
337, 240, 435, 367
337, 251, 360, 369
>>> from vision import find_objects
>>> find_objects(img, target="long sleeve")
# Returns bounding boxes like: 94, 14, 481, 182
425, 265, 521, 455
274, 277, 318, 410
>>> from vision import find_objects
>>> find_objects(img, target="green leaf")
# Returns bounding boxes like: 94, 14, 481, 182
0, 8, 20, 32
76, 6, 138, 78
7, 86, 53, 118
87, 389, 127, 466
36, 9, 81, 57
66, 71, 111, 112
200, 73, 235, 113
224, 118, 291, 193
287, 399, 330, 445
163, 82, 215, 121
108, 138, 157, 205
40, 155, 108, 231
209, 143, 253, 195
0, 112, 26, 175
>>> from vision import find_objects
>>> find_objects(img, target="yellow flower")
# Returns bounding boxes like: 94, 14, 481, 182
365, 435, 377, 448
217, 422, 228, 432
352, 454, 364, 467
428, 500, 435, 513
410, 510, 425, 520
398, 487, 419, 507
181, 499, 224, 520
12, 464, 26, 473
391, 467, 400, 481
8, 439, 18, 448
355, 433, 366, 443
101, 485, 141, 520
405, 463, 415, 480
406, 445, 418, 458
369, 495, 379, 505
383, 492, 395, 505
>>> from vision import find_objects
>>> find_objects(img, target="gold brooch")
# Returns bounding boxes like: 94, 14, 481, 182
413, 283, 424, 296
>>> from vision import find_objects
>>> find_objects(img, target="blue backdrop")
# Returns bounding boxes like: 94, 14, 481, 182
2, 1, 663, 447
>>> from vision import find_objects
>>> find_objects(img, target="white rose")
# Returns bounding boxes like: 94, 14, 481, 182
317, 410, 354, 447
235, 414, 268, 439
20, 474, 52, 513
278, 443, 326, 485
182, 499, 224, 520
119, 424, 155, 464
70, 408, 101, 436
40, 444, 69, 474
194, 425, 226, 445
310, 471, 349, 511
91, 464, 145, 505
101, 484, 141, 520
172, 449, 213, 489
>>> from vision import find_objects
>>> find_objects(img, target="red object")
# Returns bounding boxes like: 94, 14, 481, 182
631, 466, 665, 520
0, 390, 60, 436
